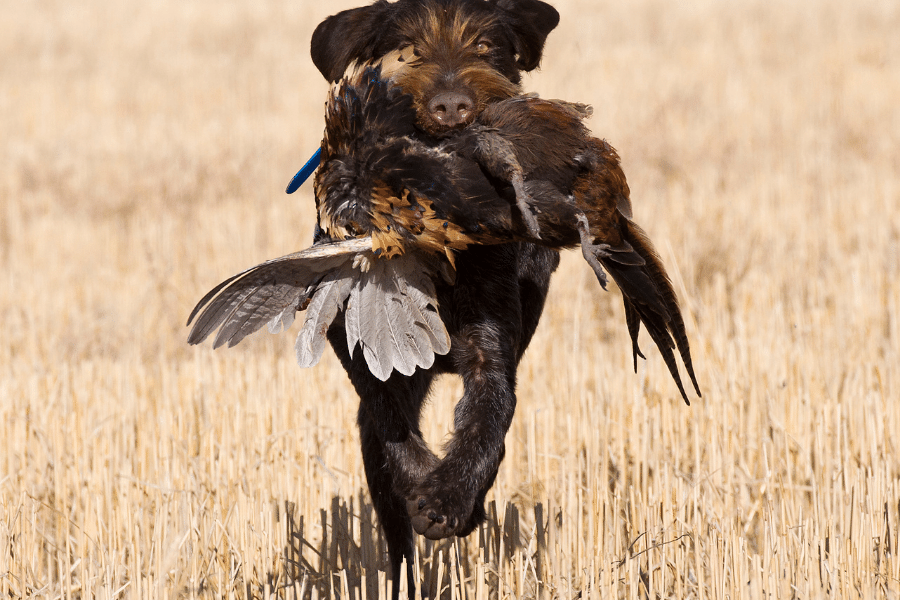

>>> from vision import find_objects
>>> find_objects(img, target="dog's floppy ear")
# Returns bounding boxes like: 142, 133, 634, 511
493, 0, 560, 71
311, 1, 393, 82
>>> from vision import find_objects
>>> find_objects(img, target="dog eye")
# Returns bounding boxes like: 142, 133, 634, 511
475, 40, 492, 54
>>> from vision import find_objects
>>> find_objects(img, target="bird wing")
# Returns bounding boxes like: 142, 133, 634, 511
186, 238, 371, 348
187, 236, 453, 380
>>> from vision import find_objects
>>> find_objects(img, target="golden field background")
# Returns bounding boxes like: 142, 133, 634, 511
2, 0, 899, 597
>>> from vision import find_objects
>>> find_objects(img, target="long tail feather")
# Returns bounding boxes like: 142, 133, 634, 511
600, 220, 701, 404
622, 297, 646, 372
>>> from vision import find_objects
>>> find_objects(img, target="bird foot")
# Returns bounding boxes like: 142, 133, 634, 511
352, 252, 373, 272
576, 213, 610, 289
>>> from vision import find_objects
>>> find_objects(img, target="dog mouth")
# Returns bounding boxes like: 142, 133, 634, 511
415, 72, 521, 136
381, 46, 522, 137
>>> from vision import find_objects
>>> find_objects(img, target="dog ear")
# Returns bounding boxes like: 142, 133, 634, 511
493, 0, 560, 71
311, 1, 393, 82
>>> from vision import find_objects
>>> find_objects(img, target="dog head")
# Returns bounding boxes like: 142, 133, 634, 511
311, 0, 560, 136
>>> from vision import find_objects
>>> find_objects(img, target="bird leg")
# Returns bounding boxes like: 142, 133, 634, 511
351, 252, 373, 272
464, 127, 543, 239
576, 212, 610, 290
510, 172, 542, 239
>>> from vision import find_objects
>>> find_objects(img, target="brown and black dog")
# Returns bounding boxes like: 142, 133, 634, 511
187, 2, 701, 595
310, 0, 563, 592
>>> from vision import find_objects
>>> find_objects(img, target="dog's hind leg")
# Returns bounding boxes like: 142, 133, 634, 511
357, 399, 433, 598
327, 321, 438, 599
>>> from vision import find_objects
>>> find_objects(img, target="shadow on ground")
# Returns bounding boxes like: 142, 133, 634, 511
267, 492, 548, 600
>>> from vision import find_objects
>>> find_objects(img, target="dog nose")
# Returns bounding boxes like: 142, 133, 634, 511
427, 91, 474, 128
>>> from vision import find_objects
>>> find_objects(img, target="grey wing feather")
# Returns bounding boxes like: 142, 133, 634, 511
380, 256, 430, 376
295, 270, 354, 368
358, 259, 397, 380
396, 260, 451, 355
187, 238, 371, 348
268, 305, 296, 334
380, 290, 421, 378
213, 280, 309, 349
355, 253, 451, 381
344, 280, 363, 356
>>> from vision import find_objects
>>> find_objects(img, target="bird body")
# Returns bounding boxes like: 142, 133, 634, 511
189, 61, 699, 402
312, 63, 508, 263
442, 94, 702, 402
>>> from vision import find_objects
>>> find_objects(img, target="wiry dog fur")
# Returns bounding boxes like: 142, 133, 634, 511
310, 0, 561, 595
312, 0, 557, 135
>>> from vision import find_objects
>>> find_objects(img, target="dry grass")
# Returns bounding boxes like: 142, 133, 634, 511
2, 0, 899, 597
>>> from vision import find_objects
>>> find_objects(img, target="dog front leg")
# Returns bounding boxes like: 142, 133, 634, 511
407, 322, 518, 540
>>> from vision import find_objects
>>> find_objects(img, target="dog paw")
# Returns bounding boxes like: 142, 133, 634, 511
407, 496, 460, 539
406, 489, 485, 540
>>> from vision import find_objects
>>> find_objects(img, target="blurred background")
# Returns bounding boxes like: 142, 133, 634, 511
2, 0, 898, 597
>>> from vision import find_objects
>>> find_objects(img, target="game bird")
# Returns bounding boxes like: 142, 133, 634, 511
188, 61, 700, 401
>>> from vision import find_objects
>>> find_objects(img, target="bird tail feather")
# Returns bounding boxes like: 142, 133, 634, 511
598, 220, 701, 404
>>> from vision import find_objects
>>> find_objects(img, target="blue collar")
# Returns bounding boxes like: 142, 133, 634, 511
285, 147, 323, 194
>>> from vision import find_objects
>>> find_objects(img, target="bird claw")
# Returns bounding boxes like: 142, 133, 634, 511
576, 213, 610, 289
352, 252, 373, 272
517, 197, 542, 239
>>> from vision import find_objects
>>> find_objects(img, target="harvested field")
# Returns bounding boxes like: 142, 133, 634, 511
2, 0, 899, 597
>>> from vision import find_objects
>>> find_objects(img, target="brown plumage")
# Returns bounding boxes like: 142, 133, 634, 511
440, 95, 702, 402
189, 59, 698, 420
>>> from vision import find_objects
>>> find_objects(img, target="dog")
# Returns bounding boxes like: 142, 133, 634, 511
189, 1, 701, 596
309, 4, 564, 593
311, 0, 700, 592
